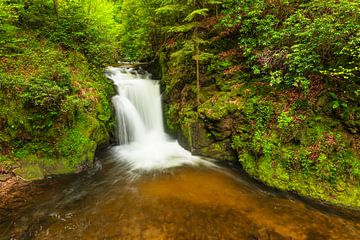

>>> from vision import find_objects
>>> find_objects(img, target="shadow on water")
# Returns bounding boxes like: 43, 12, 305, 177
217, 160, 360, 222
0, 149, 359, 240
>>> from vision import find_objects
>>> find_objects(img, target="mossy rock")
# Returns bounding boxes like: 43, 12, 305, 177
198, 140, 236, 161
14, 163, 44, 180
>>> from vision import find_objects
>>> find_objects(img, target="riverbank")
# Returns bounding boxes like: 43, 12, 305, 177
0, 32, 115, 180
0, 1, 120, 180
162, 70, 360, 208
0, 176, 29, 211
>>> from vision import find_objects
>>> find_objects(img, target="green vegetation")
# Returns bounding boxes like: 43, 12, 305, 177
0, 0, 119, 179
117, 0, 360, 207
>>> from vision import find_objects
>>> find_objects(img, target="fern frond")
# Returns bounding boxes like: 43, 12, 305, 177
184, 8, 208, 22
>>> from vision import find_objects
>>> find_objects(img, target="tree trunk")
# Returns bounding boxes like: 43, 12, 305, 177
53, 0, 59, 20
195, 29, 200, 106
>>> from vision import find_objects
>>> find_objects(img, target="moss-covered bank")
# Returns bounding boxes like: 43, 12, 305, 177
163, 73, 360, 208
160, 56, 360, 209
163, 79, 360, 207
0, 33, 115, 180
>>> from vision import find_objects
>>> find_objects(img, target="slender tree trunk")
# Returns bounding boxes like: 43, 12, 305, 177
53, 0, 59, 20
194, 29, 200, 106
216, 5, 219, 18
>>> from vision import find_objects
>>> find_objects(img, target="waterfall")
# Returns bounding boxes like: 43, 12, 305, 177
105, 66, 204, 171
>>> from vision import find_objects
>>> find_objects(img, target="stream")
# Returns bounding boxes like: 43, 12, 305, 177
0, 67, 359, 239
1, 157, 359, 239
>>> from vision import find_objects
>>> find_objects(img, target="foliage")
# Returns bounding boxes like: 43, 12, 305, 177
2, 0, 120, 66
220, 0, 360, 92
117, 0, 158, 60
0, 1, 23, 56
0, 0, 118, 178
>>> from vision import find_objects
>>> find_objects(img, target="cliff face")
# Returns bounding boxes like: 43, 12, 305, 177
160, 57, 360, 208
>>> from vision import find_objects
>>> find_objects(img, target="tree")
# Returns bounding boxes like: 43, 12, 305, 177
157, 1, 215, 106
53, 0, 59, 20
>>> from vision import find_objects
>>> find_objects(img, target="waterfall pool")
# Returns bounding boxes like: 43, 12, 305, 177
1, 155, 359, 239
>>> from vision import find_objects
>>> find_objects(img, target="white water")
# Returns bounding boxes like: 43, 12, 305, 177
105, 66, 205, 171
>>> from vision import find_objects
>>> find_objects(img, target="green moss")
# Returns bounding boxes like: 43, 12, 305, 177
238, 151, 360, 207
165, 75, 360, 207
198, 92, 244, 121
14, 164, 44, 180
232, 110, 360, 207
200, 141, 235, 161
0, 34, 113, 180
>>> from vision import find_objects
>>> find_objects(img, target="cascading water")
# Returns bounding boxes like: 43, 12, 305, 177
105, 66, 203, 171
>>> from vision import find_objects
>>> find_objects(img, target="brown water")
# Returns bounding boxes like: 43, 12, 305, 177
1, 153, 359, 240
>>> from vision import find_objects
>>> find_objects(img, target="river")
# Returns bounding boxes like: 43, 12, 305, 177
1, 156, 359, 239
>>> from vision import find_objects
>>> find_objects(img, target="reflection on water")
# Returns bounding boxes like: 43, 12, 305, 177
0, 152, 359, 239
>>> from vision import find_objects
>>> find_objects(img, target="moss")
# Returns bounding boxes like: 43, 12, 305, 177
198, 92, 245, 121
0, 34, 113, 180
232, 111, 360, 207
167, 77, 360, 207
14, 163, 44, 180
238, 151, 360, 207
199, 141, 235, 161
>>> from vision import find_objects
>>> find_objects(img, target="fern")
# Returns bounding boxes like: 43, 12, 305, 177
184, 8, 209, 22
155, 4, 186, 15
167, 22, 199, 33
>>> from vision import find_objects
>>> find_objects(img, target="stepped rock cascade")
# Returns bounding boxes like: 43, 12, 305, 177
105, 67, 203, 171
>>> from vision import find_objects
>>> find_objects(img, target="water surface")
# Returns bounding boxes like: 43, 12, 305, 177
1, 153, 359, 240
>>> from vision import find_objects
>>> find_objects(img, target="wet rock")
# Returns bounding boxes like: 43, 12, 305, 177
0, 177, 30, 210
181, 84, 196, 104
177, 121, 213, 151
198, 140, 236, 161
205, 117, 234, 141
176, 120, 236, 161
0, 173, 13, 182
192, 122, 214, 149
257, 228, 290, 240
258, 228, 270, 240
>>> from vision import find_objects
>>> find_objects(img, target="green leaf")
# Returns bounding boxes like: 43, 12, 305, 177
329, 92, 338, 100
167, 22, 199, 33
332, 101, 340, 109
155, 4, 186, 15
184, 8, 209, 22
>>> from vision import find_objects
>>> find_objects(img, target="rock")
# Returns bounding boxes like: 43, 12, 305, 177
206, 117, 234, 141
14, 164, 44, 181
258, 228, 270, 240
198, 140, 236, 161
0, 173, 13, 182
192, 122, 214, 149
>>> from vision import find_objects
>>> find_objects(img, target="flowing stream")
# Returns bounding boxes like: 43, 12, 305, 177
0, 67, 359, 239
